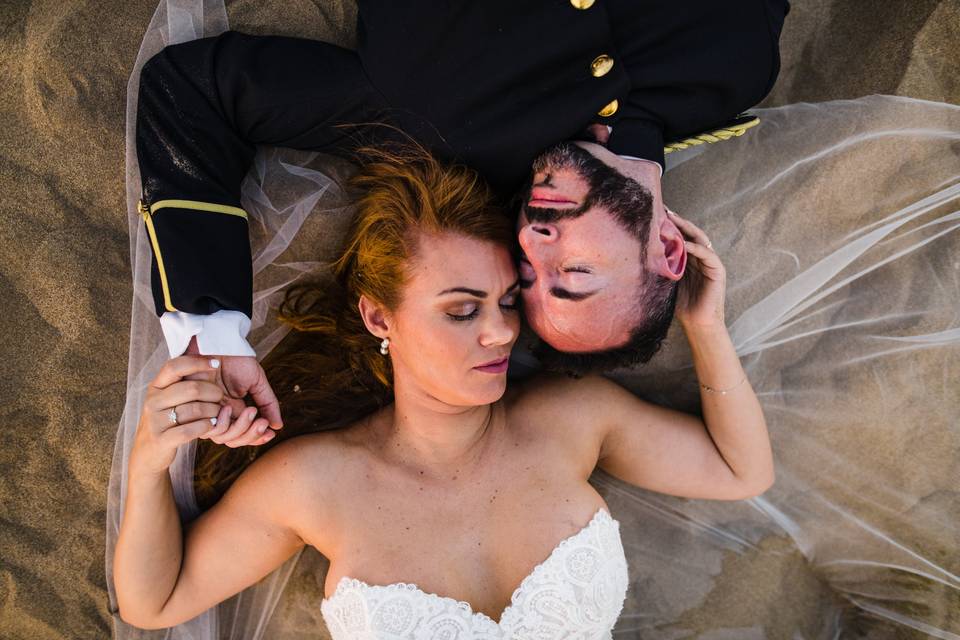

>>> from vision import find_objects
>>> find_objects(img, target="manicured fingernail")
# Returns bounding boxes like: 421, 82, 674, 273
210, 417, 218, 426
210, 358, 220, 369
257, 423, 268, 433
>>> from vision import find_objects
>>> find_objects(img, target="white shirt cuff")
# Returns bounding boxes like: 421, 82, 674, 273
617, 154, 664, 176
159, 310, 257, 358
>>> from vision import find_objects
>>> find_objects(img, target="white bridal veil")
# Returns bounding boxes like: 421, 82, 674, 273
106, 1, 960, 638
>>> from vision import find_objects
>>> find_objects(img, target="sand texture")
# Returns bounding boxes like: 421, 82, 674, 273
1, 1, 958, 638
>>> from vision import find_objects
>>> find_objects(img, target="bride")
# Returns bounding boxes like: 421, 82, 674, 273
112, 145, 773, 636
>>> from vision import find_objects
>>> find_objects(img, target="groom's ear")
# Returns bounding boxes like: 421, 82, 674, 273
358, 294, 391, 338
654, 217, 686, 281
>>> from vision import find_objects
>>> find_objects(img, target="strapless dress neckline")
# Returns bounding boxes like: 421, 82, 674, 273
320, 507, 629, 638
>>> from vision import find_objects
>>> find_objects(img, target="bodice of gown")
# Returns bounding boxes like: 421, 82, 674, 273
320, 508, 629, 639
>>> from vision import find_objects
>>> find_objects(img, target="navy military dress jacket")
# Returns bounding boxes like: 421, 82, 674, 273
135, 0, 789, 319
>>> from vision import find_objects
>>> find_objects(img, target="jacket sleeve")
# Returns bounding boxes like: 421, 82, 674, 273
135, 30, 386, 318
605, 0, 790, 166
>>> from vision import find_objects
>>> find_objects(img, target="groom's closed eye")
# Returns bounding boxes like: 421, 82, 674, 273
550, 287, 597, 301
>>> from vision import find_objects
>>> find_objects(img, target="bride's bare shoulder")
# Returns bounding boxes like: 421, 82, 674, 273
505, 373, 621, 473
264, 423, 371, 483
505, 372, 620, 419
250, 424, 370, 504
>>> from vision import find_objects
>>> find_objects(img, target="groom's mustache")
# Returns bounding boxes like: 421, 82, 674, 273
521, 141, 599, 224
521, 197, 592, 224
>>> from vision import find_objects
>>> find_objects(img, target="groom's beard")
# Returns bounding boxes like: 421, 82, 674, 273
521, 141, 655, 239
522, 142, 596, 224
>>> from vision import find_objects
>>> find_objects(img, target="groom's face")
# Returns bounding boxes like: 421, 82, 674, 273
517, 141, 681, 354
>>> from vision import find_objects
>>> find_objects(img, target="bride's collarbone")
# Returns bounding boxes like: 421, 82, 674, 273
299, 415, 605, 578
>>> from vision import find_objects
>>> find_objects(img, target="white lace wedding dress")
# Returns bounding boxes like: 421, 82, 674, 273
320, 508, 629, 639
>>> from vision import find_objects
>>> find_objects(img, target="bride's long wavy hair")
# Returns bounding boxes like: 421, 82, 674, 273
193, 143, 515, 508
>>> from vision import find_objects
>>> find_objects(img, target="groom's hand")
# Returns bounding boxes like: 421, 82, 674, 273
183, 336, 284, 432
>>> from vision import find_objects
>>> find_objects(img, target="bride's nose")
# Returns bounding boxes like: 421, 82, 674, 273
479, 309, 518, 348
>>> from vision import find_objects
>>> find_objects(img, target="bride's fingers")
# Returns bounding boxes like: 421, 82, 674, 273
159, 417, 221, 448
209, 406, 258, 446
152, 356, 221, 389
149, 379, 223, 412
200, 405, 233, 440
225, 417, 274, 448
252, 428, 277, 446
668, 210, 711, 246
684, 241, 724, 272
168, 401, 221, 426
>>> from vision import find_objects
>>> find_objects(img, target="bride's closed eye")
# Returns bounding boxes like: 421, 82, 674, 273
447, 303, 479, 321
446, 295, 520, 321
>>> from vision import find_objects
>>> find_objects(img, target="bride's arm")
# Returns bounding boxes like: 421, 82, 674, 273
595, 211, 773, 499
113, 356, 307, 629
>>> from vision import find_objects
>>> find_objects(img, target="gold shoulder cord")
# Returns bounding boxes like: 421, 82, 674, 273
664, 116, 760, 155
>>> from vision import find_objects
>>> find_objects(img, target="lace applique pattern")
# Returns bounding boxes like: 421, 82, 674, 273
320, 508, 629, 639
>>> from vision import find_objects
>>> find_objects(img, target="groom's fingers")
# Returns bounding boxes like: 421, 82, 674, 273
249, 372, 283, 429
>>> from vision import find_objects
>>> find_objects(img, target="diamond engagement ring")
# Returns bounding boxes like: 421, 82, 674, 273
168, 408, 179, 425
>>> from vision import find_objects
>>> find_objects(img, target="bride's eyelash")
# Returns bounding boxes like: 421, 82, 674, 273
447, 299, 519, 321
448, 308, 479, 321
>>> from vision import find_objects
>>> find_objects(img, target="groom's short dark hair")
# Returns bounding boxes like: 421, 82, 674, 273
532, 269, 679, 376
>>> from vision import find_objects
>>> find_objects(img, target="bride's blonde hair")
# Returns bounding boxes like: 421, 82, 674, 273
194, 143, 514, 508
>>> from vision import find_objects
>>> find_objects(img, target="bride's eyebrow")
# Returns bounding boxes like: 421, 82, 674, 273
437, 278, 520, 298
438, 287, 486, 298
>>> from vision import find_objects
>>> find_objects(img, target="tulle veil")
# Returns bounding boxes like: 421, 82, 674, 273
105, 1, 960, 637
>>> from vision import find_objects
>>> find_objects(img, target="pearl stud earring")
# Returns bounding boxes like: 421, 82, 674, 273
379, 337, 390, 355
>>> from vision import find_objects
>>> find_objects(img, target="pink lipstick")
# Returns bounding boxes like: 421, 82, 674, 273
474, 356, 509, 374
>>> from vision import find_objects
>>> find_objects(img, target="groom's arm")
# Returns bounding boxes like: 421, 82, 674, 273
605, 0, 789, 166
135, 30, 386, 356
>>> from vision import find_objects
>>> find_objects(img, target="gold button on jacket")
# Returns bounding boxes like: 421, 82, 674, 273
591, 54, 614, 77
570, 0, 595, 9
598, 99, 619, 117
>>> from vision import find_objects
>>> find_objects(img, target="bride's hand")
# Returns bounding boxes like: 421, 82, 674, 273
130, 356, 274, 476
668, 209, 727, 330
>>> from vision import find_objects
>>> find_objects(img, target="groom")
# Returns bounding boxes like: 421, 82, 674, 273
135, 0, 789, 424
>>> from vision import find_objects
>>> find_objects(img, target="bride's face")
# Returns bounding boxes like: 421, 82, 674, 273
384, 232, 521, 406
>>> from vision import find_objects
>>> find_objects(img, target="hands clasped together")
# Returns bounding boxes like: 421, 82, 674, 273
131, 355, 283, 475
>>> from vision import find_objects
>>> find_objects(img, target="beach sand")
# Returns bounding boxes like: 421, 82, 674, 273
0, 0, 957, 638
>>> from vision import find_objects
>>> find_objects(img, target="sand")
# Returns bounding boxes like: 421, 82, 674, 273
0, 0, 957, 638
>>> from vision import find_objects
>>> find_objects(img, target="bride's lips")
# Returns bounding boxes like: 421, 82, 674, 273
474, 356, 510, 374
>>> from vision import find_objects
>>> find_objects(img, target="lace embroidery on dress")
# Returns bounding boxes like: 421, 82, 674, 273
320, 508, 629, 639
